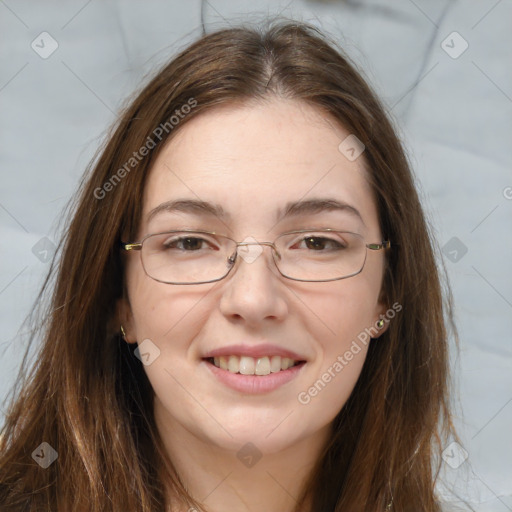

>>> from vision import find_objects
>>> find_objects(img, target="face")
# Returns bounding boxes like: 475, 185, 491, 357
119, 98, 389, 455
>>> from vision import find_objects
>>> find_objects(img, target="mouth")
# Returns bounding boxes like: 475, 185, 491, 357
204, 355, 306, 376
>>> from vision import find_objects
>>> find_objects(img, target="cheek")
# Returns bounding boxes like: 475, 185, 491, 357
130, 290, 200, 340
297, 342, 368, 424
295, 280, 376, 412
126, 257, 213, 343
127, 286, 214, 413
302, 277, 380, 350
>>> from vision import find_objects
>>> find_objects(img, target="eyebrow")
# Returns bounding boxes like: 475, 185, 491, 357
147, 199, 230, 224
147, 198, 364, 226
277, 198, 365, 226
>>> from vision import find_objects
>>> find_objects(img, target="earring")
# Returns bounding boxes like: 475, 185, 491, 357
377, 318, 385, 328
120, 325, 126, 339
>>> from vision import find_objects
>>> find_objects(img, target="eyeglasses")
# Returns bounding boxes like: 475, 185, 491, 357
121, 229, 391, 285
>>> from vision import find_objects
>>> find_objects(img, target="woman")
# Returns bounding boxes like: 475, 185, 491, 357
0, 19, 456, 511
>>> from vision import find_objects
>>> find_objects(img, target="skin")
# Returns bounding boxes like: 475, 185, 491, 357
118, 98, 389, 512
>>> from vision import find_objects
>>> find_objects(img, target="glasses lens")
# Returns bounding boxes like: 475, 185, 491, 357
141, 232, 234, 284
274, 230, 366, 281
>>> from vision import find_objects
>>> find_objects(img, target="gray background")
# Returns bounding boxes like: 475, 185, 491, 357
1, 1, 511, 509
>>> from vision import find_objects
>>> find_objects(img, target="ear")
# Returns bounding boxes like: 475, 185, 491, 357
371, 299, 390, 339
116, 297, 137, 344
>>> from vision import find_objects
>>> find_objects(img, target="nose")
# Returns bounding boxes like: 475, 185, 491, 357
219, 243, 288, 326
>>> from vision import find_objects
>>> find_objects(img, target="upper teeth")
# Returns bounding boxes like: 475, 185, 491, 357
212, 355, 297, 376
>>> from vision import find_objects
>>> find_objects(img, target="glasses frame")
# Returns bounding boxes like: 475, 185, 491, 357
120, 228, 391, 285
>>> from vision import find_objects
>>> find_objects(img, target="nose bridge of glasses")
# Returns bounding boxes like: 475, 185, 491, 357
236, 240, 281, 261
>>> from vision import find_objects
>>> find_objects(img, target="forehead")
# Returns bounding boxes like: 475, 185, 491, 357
141, 99, 379, 235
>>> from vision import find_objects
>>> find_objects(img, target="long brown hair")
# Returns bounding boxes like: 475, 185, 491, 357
0, 18, 456, 511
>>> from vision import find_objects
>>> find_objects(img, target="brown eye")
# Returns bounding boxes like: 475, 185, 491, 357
178, 237, 202, 250
162, 236, 213, 251
296, 236, 346, 251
